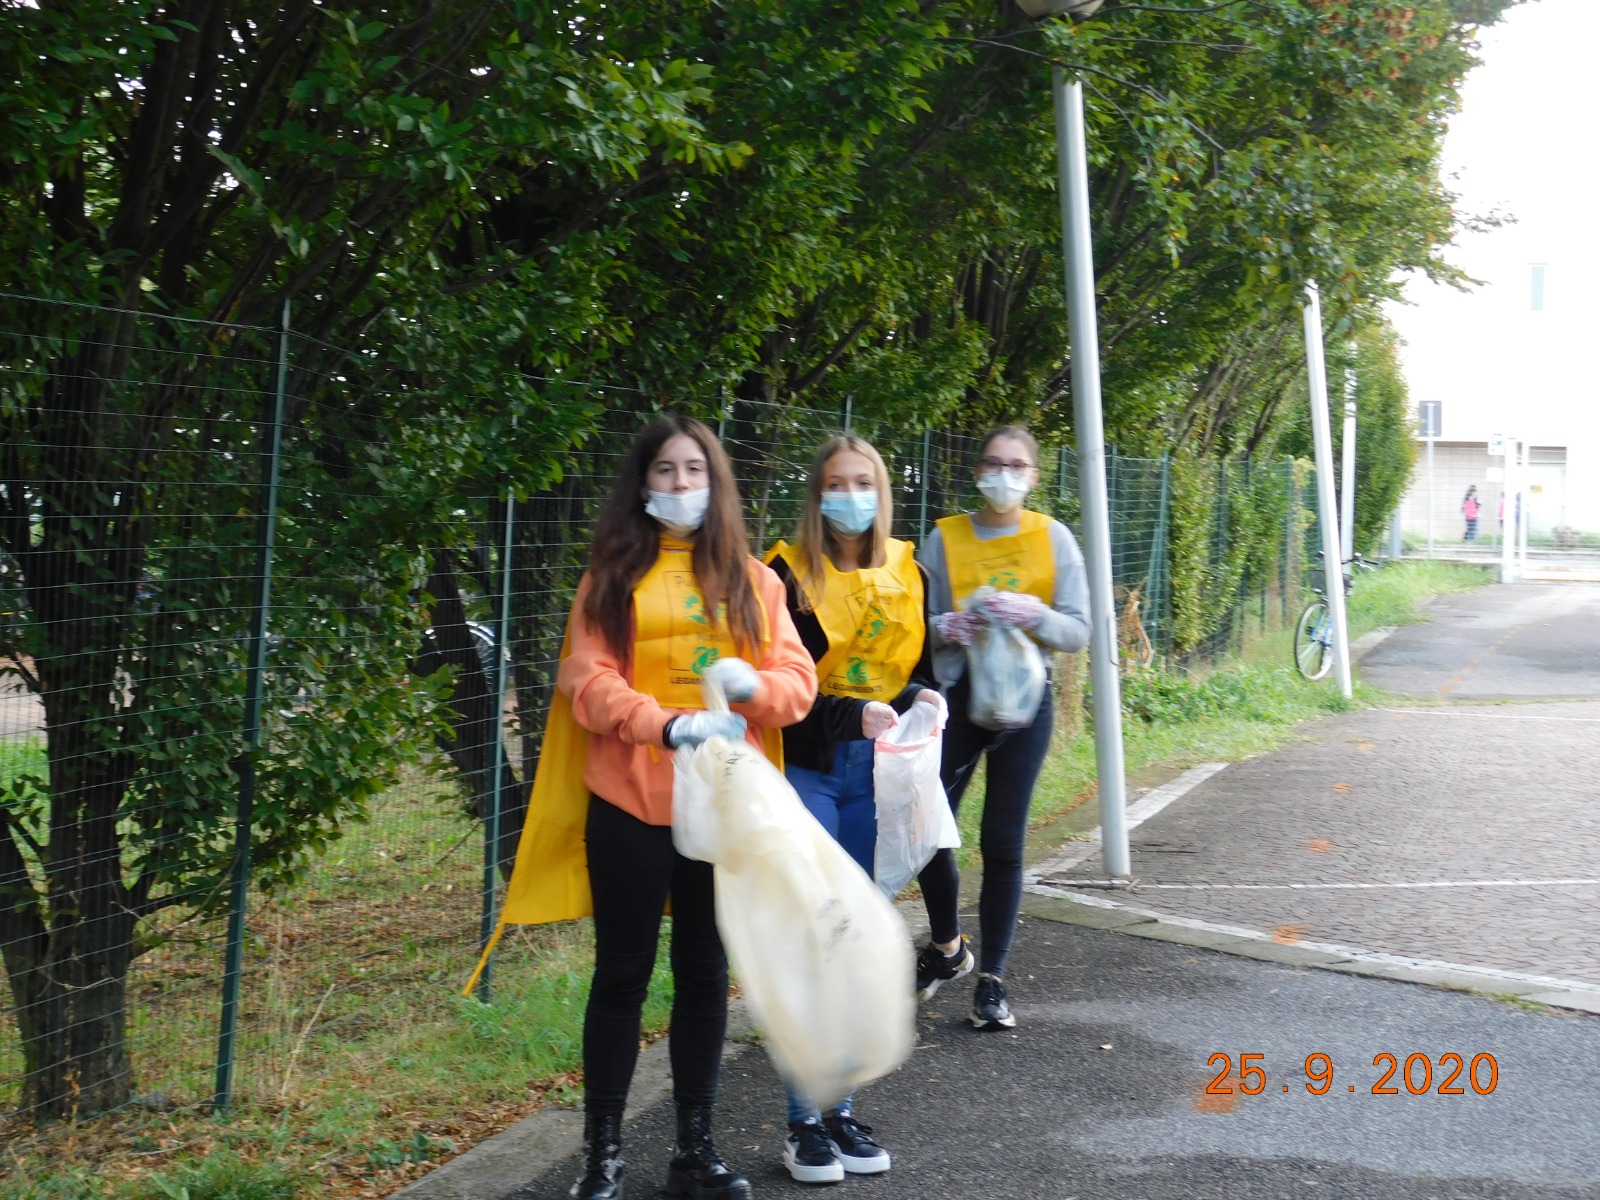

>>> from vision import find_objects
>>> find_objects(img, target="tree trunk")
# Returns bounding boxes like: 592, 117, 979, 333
3, 623, 141, 1118
7, 900, 137, 1118
0, 349, 146, 1118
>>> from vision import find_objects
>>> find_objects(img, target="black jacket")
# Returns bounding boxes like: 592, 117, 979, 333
767, 552, 939, 772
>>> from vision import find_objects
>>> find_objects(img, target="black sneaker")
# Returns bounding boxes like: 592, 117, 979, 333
970, 973, 1015, 1030
823, 1112, 890, 1175
783, 1119, 844, 1184
915, 934, 974, 1002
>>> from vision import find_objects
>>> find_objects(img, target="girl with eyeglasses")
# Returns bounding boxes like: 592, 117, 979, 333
913, 425, 1089, 1031
763, 434, 943, 1184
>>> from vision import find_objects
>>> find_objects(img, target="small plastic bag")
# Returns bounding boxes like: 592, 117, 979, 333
964, 587, 1046, 731
873, 702, 958, 900
671, 679, 915, 1109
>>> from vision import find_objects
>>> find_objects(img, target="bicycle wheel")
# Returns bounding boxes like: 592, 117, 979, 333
1294, 601, 1334, 681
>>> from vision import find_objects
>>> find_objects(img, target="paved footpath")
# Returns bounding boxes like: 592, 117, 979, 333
403, 581, 1600, 1200
1034, 582, 1600, 1000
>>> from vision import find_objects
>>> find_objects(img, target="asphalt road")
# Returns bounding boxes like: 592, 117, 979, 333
1359, 582, 1600, 699
506, 921, 1600, 1200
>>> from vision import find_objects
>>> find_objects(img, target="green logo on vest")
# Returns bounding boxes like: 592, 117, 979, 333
683, 595, 708, 626
845, 657, 870, 685
856, 601, 887, 642
691, 645, 721, 674
987, 570, 1021, 591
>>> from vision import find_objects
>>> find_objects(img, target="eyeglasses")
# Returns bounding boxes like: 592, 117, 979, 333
980, 457, 1034, 472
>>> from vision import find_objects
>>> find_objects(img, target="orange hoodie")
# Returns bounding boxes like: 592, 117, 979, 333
557, 558, 817, 826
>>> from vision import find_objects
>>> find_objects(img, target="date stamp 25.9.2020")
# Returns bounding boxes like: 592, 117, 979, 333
1206, 1052, 1500, 1097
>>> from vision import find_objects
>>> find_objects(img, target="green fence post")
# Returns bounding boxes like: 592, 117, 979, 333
1057, 445, 1068, 518
214, 301, 291, 1111
477, 490, 516, 1004
1106, 447, 1119, 582
918, 429, 931, 542
1151, 453, 1171, 658
1283, 463, 1295, 624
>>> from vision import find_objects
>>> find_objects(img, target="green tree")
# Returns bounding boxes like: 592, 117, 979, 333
0, 0, 1513, 1119
0, 0, 749, 1117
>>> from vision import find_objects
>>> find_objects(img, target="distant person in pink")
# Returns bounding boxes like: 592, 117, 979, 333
1461, 486, 1480, 542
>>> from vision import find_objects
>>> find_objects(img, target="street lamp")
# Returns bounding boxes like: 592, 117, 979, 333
1016, 0, 1129, 879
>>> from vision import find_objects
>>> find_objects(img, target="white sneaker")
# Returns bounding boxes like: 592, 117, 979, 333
824, 1112, 891, 1174
784, 1120, 844, 1184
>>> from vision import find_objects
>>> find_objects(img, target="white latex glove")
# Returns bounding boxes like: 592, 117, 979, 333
862, 701, 898, 739
912, 687, 948, 724
702, 657, 762, 703
980, 591, 1045, 629
667, 710, 749, 749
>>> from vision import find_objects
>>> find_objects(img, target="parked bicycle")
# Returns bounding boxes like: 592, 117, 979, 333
1294, 552, 1375, 681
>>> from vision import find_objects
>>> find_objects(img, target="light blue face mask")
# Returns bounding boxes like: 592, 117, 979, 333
819, 490, 878, 537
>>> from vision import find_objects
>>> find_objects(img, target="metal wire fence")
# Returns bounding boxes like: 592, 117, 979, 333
0, 295, 1318, 1125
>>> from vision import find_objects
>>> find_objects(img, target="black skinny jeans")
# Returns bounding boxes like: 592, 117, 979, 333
584, 794, 728, 1116
917, 672, 1053, 978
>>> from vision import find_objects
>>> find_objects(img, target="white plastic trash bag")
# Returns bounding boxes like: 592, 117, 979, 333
964, 586, 1047, 731
671, 681, 915, 1109
872, 702, 958, 900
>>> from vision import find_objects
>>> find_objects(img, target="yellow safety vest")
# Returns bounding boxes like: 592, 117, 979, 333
464, 543, 768, 993
767, 538, 925, 702
631, 538, 745, 705
937, 510, 1055, 611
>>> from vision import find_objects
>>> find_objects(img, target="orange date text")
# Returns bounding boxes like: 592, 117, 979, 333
1205, 1052, 1499, 1096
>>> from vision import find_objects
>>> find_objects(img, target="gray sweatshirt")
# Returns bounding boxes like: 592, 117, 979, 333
919, 515, 1091, 689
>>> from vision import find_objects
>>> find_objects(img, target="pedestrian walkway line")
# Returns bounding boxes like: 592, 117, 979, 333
1046, 878, 1600, 891
1380, 706, 1600, 722
1025, 883, 1600, 996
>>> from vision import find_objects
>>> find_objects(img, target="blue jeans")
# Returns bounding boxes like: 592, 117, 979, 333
782, 740, 875, 1124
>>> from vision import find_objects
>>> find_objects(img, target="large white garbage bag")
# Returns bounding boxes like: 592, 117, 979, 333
964, 586, 1047, 731
873, 701, 958, 900
671, 683, 915, 1109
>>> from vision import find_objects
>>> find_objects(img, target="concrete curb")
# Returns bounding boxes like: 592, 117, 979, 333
392, 1004, 759, 1200
1349, 624, 1397, 660
1019, 883, 1600, 1017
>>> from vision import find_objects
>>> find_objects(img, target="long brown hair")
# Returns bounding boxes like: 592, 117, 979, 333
583, 415, 764, 661
978, 424, 1039, 466
791, 434, 893, 611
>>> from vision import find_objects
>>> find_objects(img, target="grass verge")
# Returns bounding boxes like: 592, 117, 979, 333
1, 773, 674, 1200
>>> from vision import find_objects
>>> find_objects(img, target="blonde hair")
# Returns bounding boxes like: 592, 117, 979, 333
792, 434, 894, 611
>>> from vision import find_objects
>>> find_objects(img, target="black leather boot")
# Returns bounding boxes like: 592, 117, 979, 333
571, 1111, 624, 1200
664, 1105, 751, 1200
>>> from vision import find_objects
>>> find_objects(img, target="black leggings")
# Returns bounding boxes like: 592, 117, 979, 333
917, 673, 1054, 977
584, 795, 728, 1116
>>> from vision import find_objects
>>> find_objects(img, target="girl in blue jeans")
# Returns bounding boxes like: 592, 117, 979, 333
766, 434, 940, 1185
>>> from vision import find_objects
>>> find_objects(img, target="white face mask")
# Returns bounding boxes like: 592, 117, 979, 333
645, 487, 711, 535
819, 491, 878, 538
977, 470, 1031, 512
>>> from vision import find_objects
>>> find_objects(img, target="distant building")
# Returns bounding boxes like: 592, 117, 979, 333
1393, 261, 1598, 549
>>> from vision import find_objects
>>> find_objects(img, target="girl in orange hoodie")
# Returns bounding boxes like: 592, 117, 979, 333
562, 415, 815, 1200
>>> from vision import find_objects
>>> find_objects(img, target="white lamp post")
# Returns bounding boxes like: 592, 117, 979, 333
1302, 283, 1354, 700
1019, 0, 1128, 878
1340, 350, 1357, 566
